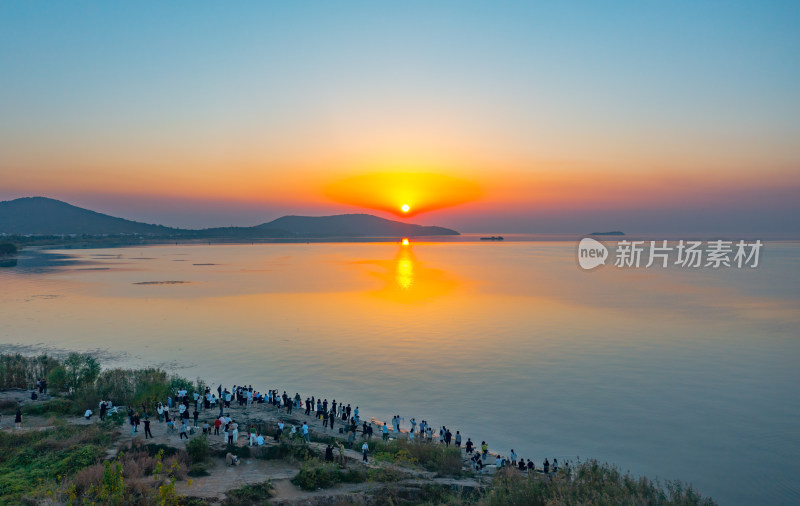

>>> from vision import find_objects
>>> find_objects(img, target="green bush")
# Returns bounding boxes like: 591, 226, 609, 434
47, 366, 68, 392
372, 439, 464, 476
480, 461, 716, 506
256, 440, 314, 461
222, 481, 274, 505
188, 462, 211, 477
22, 398, 78, 416
291, 462, 347, 490
186, 435, 210, 463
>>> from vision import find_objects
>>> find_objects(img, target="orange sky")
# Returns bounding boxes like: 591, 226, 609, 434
1, 2, 799, 233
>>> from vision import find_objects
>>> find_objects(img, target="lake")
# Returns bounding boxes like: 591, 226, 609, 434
1, 240, 798, 505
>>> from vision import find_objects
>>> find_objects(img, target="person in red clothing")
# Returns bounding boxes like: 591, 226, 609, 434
214, 417, 222, 435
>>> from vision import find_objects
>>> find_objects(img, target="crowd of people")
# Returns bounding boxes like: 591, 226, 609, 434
72, 381, 565, 475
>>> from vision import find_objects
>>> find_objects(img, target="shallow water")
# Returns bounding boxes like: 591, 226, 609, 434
1, 241, 798, 505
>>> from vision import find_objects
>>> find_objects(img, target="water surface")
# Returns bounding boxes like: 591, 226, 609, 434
1, 241, 798, 505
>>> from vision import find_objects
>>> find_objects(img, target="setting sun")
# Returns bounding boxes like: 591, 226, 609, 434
323, 172, 482, 218
401, 238, 410, 246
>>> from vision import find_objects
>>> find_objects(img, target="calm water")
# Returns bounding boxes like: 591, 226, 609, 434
1, 241, 798, 505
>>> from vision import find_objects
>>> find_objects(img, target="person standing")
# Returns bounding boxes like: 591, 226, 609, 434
302, 422, 310, 443
455, 431, 462, 447
144, 417, 153, 439
444, 429, 452, 446
465, 438, 473, 454
481, 441, 488, 460
510, 449, 517, 466
361, 441, 369, 463
382, 422, 389, 440
14, 407, 22, 429
180, 420, 188, 440
193, 408, 199, 428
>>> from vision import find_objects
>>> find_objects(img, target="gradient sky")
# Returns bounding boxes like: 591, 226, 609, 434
1, 1, 798, 234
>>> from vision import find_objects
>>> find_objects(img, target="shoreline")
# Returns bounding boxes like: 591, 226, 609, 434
0, 346, 717, 505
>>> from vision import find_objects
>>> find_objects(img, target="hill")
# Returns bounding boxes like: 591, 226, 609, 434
0, 197, 459, 238
0, 197, 176, 235
261, 214, 458, 237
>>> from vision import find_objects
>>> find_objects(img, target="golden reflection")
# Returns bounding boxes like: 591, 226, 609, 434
396, 252, 414, 289
352, 245, 458, 304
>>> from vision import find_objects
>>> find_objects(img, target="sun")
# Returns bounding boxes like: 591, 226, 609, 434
401, 204, 410, 213
401, 238, 409, 246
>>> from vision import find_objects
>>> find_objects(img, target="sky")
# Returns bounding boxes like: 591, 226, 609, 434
1, 1, 799, 234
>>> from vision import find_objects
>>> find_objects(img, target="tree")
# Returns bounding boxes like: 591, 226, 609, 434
47, 366, 68, 392
63, 353, 100, 394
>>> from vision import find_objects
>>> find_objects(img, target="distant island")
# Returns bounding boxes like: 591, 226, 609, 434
589, 231, 625, 236
0, 197, 459, 244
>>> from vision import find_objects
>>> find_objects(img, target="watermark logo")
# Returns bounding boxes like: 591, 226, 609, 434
577, 237, 609, 270
577, 239, 763, 270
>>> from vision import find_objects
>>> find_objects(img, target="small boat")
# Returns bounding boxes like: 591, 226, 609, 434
480, 236, 504, 241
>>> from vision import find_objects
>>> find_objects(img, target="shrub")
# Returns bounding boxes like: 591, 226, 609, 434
479, 461, 716, 506
223, 481, 274, 505
22, 397, 77, 416
188, 462, 211, 477
291, 462, 345, 490
372, 439, 464, 476
186, 435, 210, 463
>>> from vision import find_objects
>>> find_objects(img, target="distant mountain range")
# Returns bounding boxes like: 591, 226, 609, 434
0, 197, 459, 238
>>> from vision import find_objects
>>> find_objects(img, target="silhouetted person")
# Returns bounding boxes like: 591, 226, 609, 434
144, 418, 153, 439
